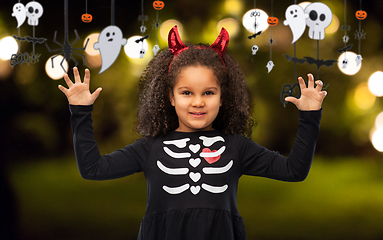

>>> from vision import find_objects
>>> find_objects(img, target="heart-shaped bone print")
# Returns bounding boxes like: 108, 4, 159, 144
190, 186, 201, 195
189, 172, 201, 182
189, 158, 201, 168
189, 144, 200, 153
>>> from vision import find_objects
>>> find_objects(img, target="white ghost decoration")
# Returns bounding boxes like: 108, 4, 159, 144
25, 1, 43, 26
355, 54, 363, 66
12, 3, 26, 28
251, 45, 258, 55
94, 25, 127, 74
266, 61, 274, 73
152, 44, 160, 56
305, 2, 333, 40
283, 4, 308, 44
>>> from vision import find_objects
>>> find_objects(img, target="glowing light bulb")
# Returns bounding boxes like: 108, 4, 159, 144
124, 36, 148, 59
0, 36, 18, 60
242, 8, 269, 33
45, 55, 68, 80
368, 71, 383, 97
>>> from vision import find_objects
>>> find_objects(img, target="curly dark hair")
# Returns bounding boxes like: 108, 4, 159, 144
136, 44, 254, 138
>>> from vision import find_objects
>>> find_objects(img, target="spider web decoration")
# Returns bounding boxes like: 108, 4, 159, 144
93, 0, 127, 74
10, 0, 47, 67
152, 0, 165, 56
354, 0, 366, 66
45, 0, 89, 73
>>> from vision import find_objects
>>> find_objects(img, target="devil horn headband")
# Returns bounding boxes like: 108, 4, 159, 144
168, 25, 229, 57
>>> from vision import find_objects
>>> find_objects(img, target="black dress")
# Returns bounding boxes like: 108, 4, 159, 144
69, 105, 321, 240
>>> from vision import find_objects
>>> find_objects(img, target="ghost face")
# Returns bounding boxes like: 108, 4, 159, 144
170, 66, 222, 133
94, 25, 127, 74
152, 44, 160, 56
12, 3, 26, 28
305, 2, 332, 40
283, 4, 308, 44
25, 1, 43, 26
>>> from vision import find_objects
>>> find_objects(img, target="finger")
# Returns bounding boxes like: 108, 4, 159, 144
319, 91, 327, 99
58, 84, 68, 94
63, 73, 74, 88
83, 68, 90, 85
298, 76, 306, 90
315, 80, 323, 92
285, 96, 298, 105
91, 87, 102, 103
73, 67, 81, 84
307, 73, 314, 88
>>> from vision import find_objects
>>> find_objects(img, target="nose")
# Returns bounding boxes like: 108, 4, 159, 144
191, 96, 205, 107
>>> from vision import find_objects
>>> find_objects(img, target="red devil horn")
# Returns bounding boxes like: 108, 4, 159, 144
168, 25, 187, 55
209, 27, 229, 57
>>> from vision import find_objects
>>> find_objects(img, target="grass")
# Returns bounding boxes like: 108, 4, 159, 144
9, 156, 383, 240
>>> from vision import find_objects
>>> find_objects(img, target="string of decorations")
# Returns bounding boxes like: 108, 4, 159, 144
81, 0, 93, 23
152, 0, 164, 56
10, 0, 46, 67
45, 0, 89, 73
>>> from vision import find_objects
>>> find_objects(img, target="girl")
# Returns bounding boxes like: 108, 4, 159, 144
59, 26, 326, 240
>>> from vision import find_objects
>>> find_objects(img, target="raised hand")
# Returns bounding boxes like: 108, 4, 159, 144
285, 73, 327, 111
58, 67, 102, 105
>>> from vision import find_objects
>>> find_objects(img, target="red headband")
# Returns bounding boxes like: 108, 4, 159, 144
168, 25, 229, 71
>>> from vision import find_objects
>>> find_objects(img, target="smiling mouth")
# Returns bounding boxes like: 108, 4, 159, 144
190, 112, 206, 118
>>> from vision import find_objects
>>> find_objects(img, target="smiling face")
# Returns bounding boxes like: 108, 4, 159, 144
170, 66, 222, 132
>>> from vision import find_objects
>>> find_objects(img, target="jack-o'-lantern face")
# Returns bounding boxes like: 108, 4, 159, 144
267, 17, 279, 26
355, 10, 367, 20
153, 1, 164, 10
82, 13, 93, 23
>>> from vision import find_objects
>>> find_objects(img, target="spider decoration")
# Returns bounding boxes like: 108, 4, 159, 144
355, 29, 366, 40
46, 30, 89, 72
45, 0, 89, 73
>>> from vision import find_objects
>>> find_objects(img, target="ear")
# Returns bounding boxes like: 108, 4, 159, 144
169, 91, 175, 106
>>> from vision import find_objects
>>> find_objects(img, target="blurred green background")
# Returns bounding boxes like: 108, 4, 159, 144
1, 0, 383, 239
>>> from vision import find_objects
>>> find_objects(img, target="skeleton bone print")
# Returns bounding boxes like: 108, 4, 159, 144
157, 136, 233, 195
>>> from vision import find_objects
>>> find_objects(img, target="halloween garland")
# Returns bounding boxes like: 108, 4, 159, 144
10, 0, 47, 67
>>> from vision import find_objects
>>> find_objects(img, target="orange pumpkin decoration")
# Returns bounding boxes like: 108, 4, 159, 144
355, 10, 367, 20
267, 17, 279, 26
81, 13, 93, 23
153, 1, 164, 10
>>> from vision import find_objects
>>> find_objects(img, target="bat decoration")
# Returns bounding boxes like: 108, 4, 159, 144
10, 1, 46, 67
337, 44, 353, 54
304, 57, 338, 68
135, 34, 150, 43
248, 31, 262, 40
46, 0, 90, 72
284, 54, 306, 64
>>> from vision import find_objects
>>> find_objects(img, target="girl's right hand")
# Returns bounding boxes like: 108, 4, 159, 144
58, 67, 102, 105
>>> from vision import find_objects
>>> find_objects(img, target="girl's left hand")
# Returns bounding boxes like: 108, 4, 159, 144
285, 73, 327, 111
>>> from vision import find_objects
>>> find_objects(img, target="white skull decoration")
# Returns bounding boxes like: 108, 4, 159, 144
305, 2, 332, 40
139, 48, 146, 58
251, 45, 259, 55
342, 58, 349, 69
152, 44, 160, 56
25, 1, 43, 26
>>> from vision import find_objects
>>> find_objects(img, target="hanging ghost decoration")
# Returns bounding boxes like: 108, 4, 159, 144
12, 3, 26, 28
94, 25, 127, 73
283, 4, 308, 43
305, 2, 332, 40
